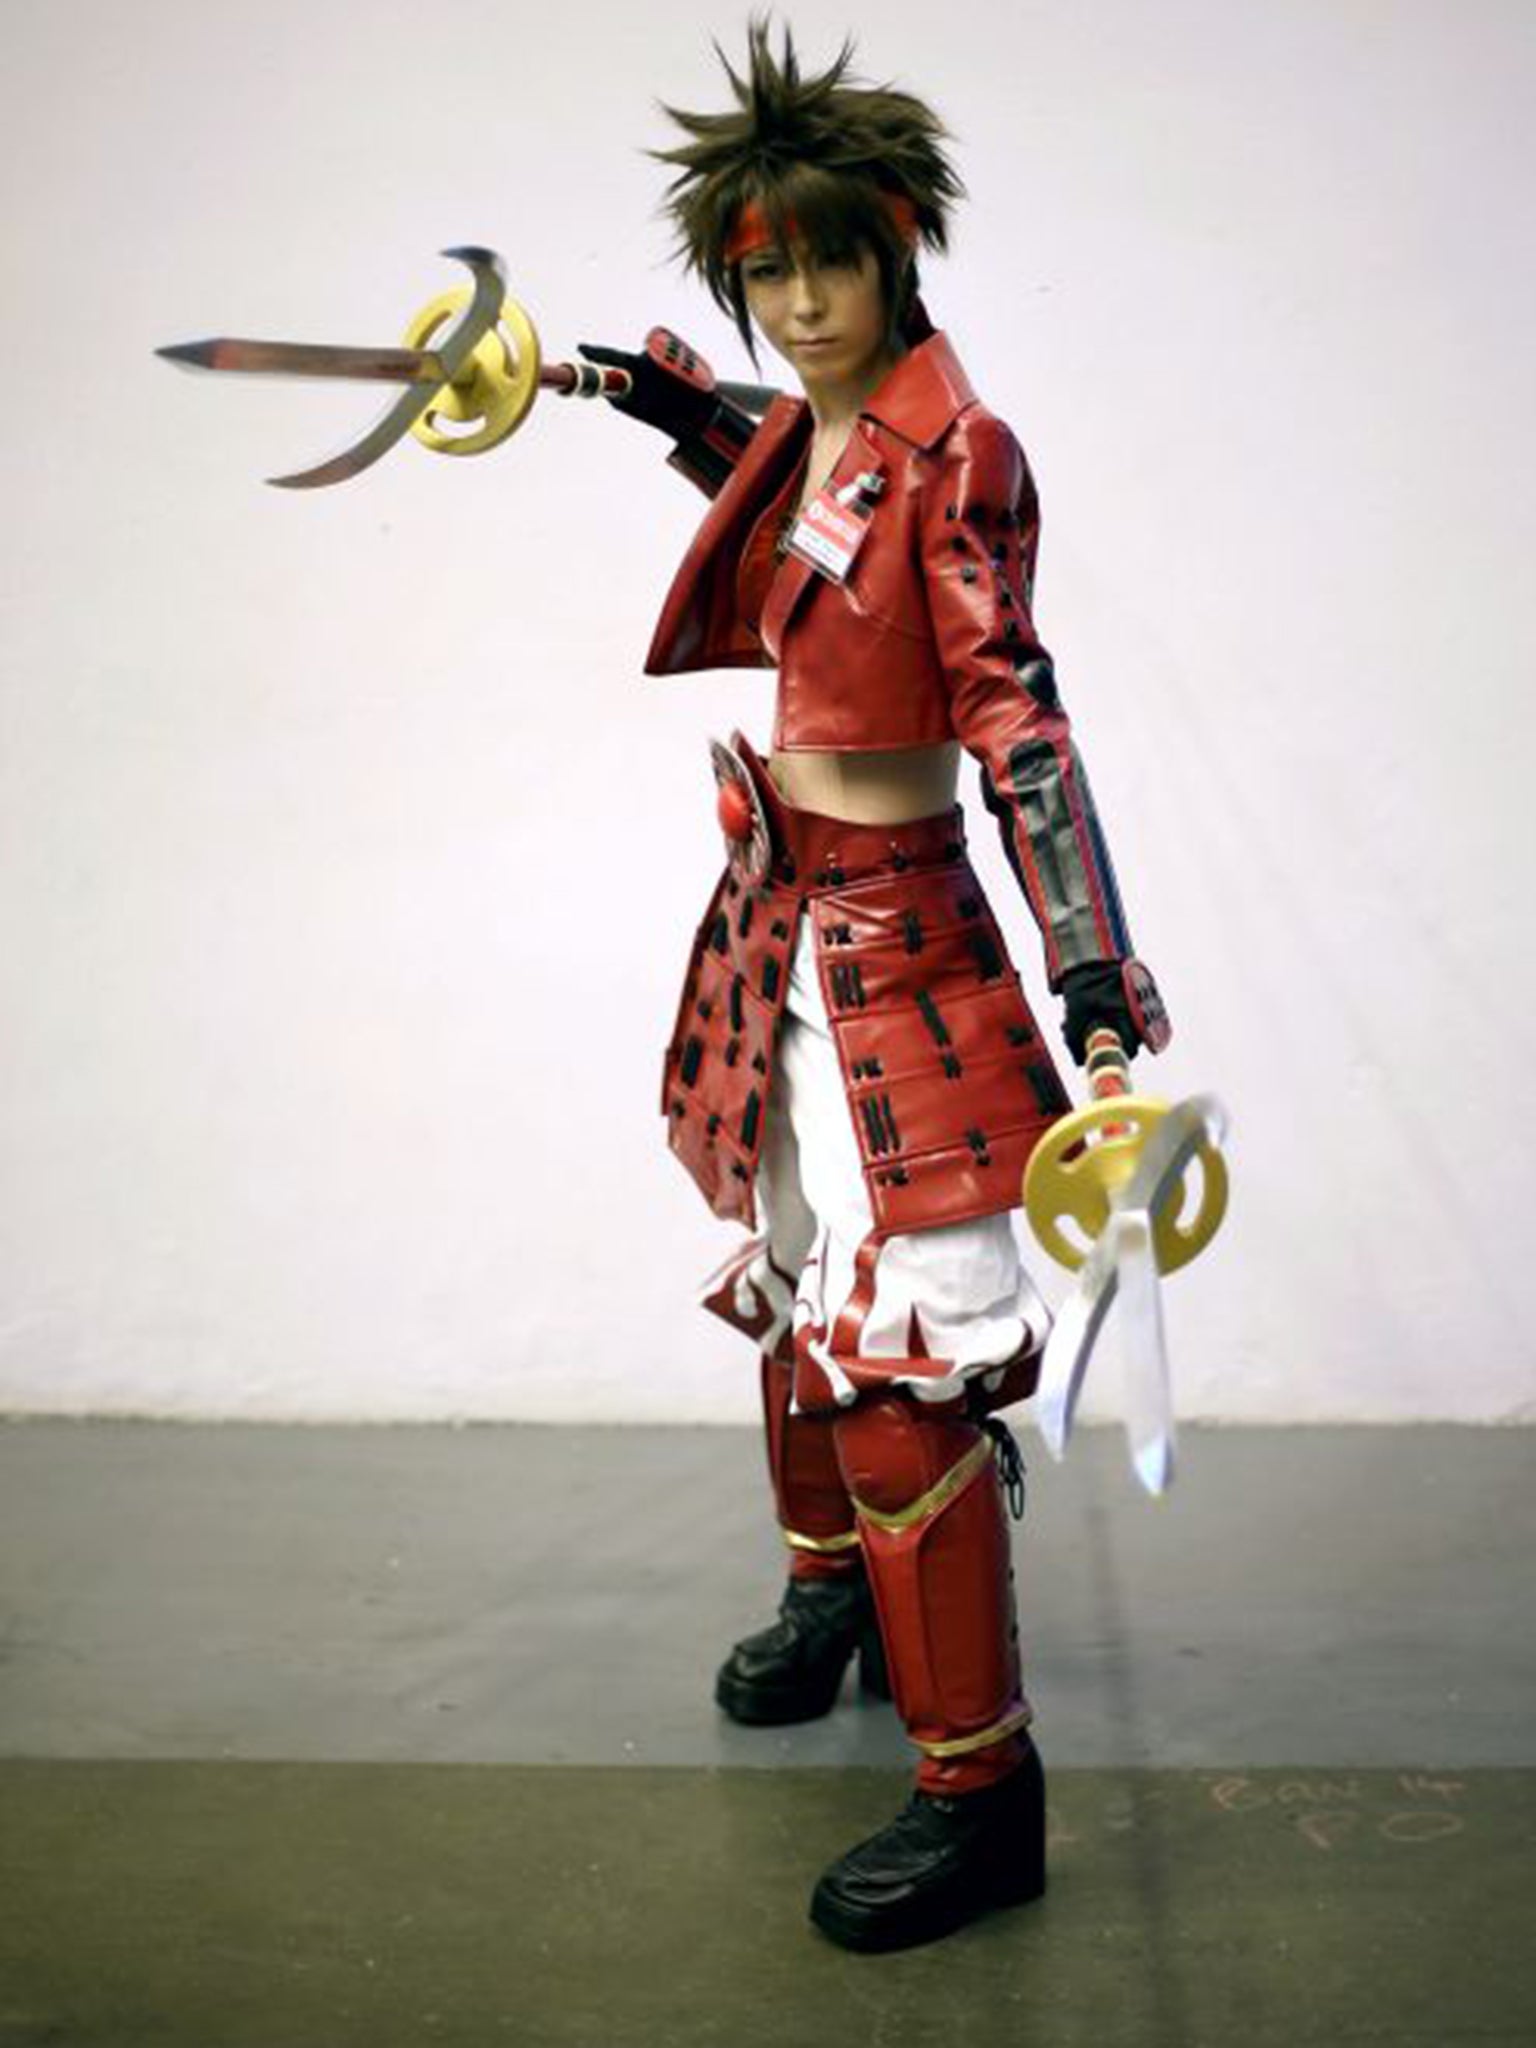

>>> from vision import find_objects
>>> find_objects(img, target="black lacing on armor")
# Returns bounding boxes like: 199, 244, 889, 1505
984, 1418, 1027, 1522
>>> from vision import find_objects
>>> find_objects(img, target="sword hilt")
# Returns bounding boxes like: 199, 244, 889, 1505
541, 364, 778, 412
542, 361, 634, 401
1085, 1026, 1131, 1101
1085, 1024, 1132, 1143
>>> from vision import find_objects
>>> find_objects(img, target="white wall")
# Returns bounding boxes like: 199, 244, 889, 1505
2, 0, 1532, 1422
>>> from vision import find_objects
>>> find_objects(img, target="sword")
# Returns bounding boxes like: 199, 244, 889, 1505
157, 245, 510, 489
1034, 1093, 1230, 1494
1023, 1022, 1231, 1496
157, 245, 780, 489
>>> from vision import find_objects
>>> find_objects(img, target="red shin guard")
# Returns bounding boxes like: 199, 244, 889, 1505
834, 1395, 1030, 1792
761, 1338, 860, 1582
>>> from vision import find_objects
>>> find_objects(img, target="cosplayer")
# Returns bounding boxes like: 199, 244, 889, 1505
581, 21, 1164, 1951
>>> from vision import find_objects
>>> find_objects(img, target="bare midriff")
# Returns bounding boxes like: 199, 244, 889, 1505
768, 741, 961, 825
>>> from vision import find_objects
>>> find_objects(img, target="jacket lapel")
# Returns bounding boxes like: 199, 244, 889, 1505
644, 396, 809, 674
758, 424, 888, 662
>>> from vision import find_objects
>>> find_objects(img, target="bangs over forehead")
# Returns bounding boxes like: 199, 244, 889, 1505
728, 163, 918, 364
745, 162, 894, 264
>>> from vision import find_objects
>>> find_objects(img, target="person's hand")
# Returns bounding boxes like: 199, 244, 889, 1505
1060, 958, 1169, 1065
576, 331, 717, 439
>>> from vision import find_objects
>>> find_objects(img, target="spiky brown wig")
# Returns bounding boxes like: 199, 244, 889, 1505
649, 17, 964, 359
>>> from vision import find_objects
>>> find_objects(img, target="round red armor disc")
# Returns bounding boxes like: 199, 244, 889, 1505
717, 778, 754, 843
709, 735, 772, 885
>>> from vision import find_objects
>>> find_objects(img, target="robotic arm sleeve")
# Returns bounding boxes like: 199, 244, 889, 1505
922, 411, 1161, 1058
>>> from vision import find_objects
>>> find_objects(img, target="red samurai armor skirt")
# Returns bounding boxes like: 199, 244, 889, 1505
660, 736, 1070, 1414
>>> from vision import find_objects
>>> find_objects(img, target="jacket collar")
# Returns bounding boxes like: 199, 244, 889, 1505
859, 330, 975, 449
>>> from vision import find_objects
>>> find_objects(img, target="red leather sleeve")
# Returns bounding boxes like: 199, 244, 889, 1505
922, 407, 1133, 990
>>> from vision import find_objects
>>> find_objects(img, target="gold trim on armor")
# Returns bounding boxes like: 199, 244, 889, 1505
916, 1702, 1035, 1760
782, 1526, 863, 1554
850, 1436, 995, 1535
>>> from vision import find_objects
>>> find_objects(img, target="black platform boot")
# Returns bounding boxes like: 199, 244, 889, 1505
809, 1739, 1046, 1951
715, 1573, 892, 1725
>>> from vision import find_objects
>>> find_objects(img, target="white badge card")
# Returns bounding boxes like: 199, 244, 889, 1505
786, 472, 882, 584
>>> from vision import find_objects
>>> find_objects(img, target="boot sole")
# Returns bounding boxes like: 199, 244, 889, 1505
715, 1629, 889, 1725
809, 1861, 1046, 1953
715, 1667, 846, 1725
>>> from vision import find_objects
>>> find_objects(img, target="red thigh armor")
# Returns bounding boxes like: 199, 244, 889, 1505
759, 1334, 861, 1581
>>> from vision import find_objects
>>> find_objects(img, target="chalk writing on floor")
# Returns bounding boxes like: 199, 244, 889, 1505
1202, 1772, 1468, 1850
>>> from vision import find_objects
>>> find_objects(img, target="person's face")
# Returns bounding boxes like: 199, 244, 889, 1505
739, 239, 895, 398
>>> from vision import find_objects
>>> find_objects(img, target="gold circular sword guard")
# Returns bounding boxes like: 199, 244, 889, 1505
402, 287, 541, 455
1022, 1095, 1229, 1275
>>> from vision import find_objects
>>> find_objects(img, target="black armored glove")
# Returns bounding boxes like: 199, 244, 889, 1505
1059, 958, 1171, 1066
576, 329, 719, 442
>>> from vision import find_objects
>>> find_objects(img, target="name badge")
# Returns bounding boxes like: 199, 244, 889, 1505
786, 471, 884, 584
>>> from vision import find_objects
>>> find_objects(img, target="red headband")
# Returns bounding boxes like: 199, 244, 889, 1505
724, 191, 919, 265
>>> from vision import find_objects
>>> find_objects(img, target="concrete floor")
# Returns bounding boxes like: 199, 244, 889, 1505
2, 1420, 1533, 2045
1, 1420, 1531, 1768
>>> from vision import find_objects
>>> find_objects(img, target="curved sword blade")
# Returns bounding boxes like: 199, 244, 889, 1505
267, 246, 507, 490
158, 338, 449, 384
1116, 1092, 1227, 1496
1037, 1222, 1121, 1461
1117, 1211, 1175, 1496
1035, 1093, 1230, 1484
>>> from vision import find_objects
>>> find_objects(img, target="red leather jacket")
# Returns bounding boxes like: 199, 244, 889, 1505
645, 330, 1132, 994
